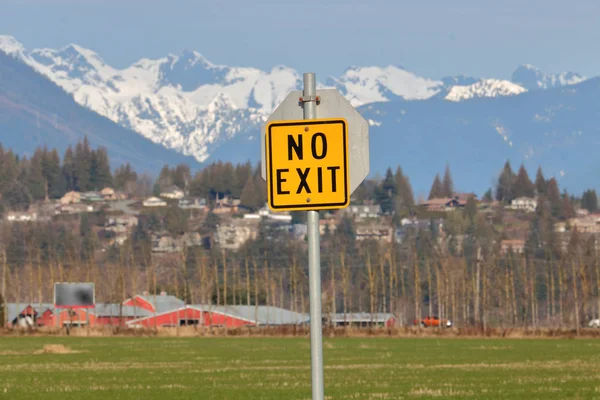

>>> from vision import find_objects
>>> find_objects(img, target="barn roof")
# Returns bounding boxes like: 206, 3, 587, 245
92, 304, 153, 318
191, 305, 309, 326
136, 295, 185, 313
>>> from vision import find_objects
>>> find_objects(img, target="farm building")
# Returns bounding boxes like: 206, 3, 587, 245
6, 303, 150, 328
126, 305, 309, 328
5, 294, 309, 329
6, 304, 96, 327
7, 303, 53, 327
326, 313, 397, 328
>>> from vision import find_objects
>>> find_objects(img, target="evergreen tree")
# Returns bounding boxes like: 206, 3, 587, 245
74, 137, 91, 191
62, 146, 76, 191
157, 165, 173, 190
235, 162, 253, 198
0, 148, 18, 194
394, 166, 414, 215
428, 174, 444, 199
27, 151, 46, 200
495, 160, 516, 203
535, 166, 547, 196
114, 163, 138, 193
464, 195, 478, 222
513, 164, 535, 198
483, 188, 493, 202
240, 176, 260, 210
253, 174, 267, 208
582, 189, 598, 213
547, 178, 562, 217
173, 164, 191, 191
442, 163, 454, 198
221, 162, 238, 198
44, 149, 66, 198
378, 167, 396, 214
90, 147, 112, 190
2, 181, 31, 211
561, 190, 575, 220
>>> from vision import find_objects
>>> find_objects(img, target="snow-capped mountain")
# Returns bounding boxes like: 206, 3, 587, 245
0, 36, 24, 57
0, 35, 590, 167
326, 65, 446, 107
445, 79, 527, 102
512, 64, 586, 90
0, 36, 301, 162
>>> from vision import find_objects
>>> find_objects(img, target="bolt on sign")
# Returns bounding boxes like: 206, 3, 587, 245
265, 118, 349, 211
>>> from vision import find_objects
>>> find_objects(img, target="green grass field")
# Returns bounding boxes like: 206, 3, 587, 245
1, 336, 600, 399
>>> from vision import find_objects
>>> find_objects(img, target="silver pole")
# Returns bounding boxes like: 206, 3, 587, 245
303, 72, 324, 400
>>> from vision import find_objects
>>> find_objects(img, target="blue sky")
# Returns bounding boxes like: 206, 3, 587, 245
2, 0, 598, 79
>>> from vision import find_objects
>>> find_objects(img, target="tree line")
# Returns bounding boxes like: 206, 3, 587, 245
1, 140, 600, 331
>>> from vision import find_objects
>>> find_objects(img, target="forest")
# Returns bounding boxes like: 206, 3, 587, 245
0, 138, 599, 331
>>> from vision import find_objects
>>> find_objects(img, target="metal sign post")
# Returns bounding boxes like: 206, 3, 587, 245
302, 72, 325, 400
263, 72, 369, 400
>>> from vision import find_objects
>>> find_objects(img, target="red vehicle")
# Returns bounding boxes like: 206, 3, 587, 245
413, 316, 452, 328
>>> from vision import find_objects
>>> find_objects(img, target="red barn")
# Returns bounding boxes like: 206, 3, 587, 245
7, 304, 96, 328
126, 305, 309, 328
126, 306, 255, 328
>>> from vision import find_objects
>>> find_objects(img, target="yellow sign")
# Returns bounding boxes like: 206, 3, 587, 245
265, 118, 350, 211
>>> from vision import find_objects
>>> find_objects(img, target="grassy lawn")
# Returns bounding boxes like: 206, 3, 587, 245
1, 336, 600, 399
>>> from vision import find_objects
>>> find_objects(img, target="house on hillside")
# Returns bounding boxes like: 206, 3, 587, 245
213, 196, 241, 214
420, 198, 461, 212
6, 211, 38, 222
509, 197, 538, 212
160, 185, 184, 200
59, 203, 94, 214
105, 215, 138, 234
243, 204, 292, 222
143, 197, 167, 207
101, 187, 116, 199
501, 239, 525, 254
319, 218, 337, 235
80, 191, 104, 202
152, 235, 181, 253
101, 187, 127, 201
355, 225, 393, 242
60, 191, 80, 205
178, 197, 207, 210
343, 204, 382, 220
216, 221, 257, 250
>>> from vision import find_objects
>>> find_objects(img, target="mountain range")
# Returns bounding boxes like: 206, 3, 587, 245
0, 35, 596, 196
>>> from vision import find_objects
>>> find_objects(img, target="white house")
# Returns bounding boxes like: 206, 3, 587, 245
244, 204, 292, 222
509, 197, 538, 212
143, 197, 167, 207
178, 197, 207, 210
160, 185, 184, 200
6, 211, 38, 222
216, 222, 256, 250
344, 204, 381, 219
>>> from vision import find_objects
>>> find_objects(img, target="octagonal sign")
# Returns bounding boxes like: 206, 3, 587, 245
261, 89, 369, 196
